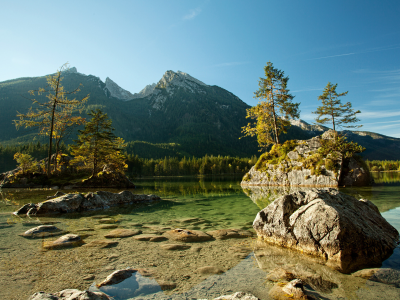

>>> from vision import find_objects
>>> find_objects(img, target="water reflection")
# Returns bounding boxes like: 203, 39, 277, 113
1, 175, 400, 300
372, 172, 400, 185
242, 186, 333, 209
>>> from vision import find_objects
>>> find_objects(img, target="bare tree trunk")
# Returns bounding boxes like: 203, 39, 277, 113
47, 73, 61, 177
271, 88, 280, 145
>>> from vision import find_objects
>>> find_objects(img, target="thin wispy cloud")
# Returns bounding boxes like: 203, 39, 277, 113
369, 87, 397, 92
183, 8, 202, 20
367, 99, 398, 106
360, 110, 400, 119
363, 120, 400, 125
305, 45, 400, 61
305, 52, 355, 61
363, 123, 400, 130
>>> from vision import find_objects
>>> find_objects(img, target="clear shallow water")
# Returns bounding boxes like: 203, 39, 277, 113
0, 174, 399, 299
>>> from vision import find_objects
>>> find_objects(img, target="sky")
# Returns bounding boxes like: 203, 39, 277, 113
1, 0, 400, 137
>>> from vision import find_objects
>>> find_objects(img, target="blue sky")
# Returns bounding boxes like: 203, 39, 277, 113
1, 0, 400, 137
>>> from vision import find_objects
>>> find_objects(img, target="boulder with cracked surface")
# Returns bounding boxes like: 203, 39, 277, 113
253, 188, 399, 273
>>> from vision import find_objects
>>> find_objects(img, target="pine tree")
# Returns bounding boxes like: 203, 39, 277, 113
71, 109, 126, 176
313, 82, 361, 131
14, 63, 88, 176
241, 61, 300, 149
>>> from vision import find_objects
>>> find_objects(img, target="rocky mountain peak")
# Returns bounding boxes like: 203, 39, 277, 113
105, 77, 135, 101
156, 70, 208, 91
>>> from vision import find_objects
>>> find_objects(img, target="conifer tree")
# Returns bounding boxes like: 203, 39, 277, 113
71, 109, 126, 176
313, 82, 361, 131
241, 61, 300, 149
14, 63, 88, 176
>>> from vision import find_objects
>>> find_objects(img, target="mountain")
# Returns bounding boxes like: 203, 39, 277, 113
289, 119, 400, 160
0, 68, 259, 157
0, 68, 399, 160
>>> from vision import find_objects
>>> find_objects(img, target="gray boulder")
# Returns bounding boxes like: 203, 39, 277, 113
253, 188, 399, 273
14, 191, 161, 215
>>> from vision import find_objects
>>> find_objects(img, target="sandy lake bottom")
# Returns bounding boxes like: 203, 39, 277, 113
1, 175, 400, 300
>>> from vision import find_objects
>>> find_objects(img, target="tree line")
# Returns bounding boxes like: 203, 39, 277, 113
365, 160, 400, 172
126, 154, 258, 177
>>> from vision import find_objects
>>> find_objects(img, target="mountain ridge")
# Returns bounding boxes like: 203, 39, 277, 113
0, 68, 399, 160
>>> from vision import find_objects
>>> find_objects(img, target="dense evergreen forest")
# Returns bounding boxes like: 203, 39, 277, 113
1, 141, 399, 177
0, 141, 258, 176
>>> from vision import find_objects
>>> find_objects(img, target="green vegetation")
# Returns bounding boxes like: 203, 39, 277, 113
366, 160, 400, 172
126, 154, 258, 177
252, 133, 366, 180
313, 82, 361, 131
241, 61, 300, 149
13, 153, 38, 175
71, 109, 127, 176
254, 140, 298, 172
13, 64, 88, 175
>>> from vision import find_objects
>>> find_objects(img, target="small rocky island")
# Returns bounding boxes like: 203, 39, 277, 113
241, 130, 373, 187
0, 155, 135, 189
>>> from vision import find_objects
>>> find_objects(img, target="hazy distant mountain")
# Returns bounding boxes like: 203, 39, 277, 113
0, 68, 399, 160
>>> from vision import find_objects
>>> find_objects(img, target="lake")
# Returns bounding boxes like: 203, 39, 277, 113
0, 173, 400, 299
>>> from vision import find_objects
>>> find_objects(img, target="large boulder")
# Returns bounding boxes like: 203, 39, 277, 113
14, 191, 161, 215
253, 188, 399, 273
241, 130, 373, 187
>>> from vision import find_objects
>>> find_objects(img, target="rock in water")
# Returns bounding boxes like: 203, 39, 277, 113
14, 191, 161, 215
163, 228, 212, 242
43, 234, 83, 250
20, 225, 64, 238
253, 188, 399, 273
241, 130, 373, 187
97, 268, 137, 287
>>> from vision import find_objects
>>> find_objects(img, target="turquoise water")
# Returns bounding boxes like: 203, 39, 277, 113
0, 174, 399, 299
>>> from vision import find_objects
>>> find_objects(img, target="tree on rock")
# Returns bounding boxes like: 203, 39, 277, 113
241, 61, 300, 150
14, 63, 89, 176
313, 82, 361, 131
71, 109, 127, 176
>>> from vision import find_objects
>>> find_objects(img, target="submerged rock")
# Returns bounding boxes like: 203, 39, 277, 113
133, 234, 167, 242
83, 240, 119, 248
353, 268, 400, 287
160, 244, 191, 250
43, 234, 83, 250
104, 229, 141, 238
163, 228, 212, 242
269, 279, 311, 300
253, 188, 399, 273
14, 191, 161, 215
20, 225, 64, 238
206, 229, 253, 240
